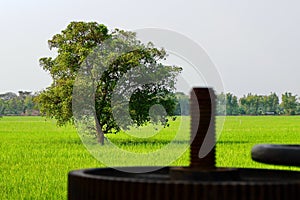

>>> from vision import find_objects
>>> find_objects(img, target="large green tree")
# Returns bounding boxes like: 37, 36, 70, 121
37, 21, 181, 144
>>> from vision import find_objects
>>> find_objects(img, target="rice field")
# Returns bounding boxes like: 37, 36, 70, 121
0, 116, 299, 199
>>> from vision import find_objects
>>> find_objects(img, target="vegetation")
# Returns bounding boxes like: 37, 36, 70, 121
0, 116, 299, 199
173, 92, 190, 115
36, 21, 182, 144
0, 91, 38, 116
217, 92, 300, 115
173, 91, 300, 116
0, 117, 99, 199
1, 90, 300, 118
216, 92, 282, 115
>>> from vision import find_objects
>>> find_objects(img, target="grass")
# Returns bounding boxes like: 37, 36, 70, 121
217, 116, 300, 170
0, 116, 300, 199
0, 117, 101, 199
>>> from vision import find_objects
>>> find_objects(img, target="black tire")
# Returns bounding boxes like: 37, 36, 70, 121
251, 144, 300, 166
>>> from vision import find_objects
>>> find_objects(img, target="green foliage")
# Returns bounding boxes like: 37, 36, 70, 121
173, 92, 190, 116
0, 91, 38, 116
240, 94, 265, 115
40, 22, 109, 79
37, 21, 182, 142
129, 86, 176, 127
265, 92, 279, 113
37, 22, 109, 126
240, 93, 279, 115
36, 78, 74, 125
174, 92, 290, 116
225, 93, 239, 115
216, 92, 281, 116
281, 92, 297, 115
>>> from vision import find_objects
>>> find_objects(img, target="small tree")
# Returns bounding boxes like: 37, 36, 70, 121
37, 21, 182, 144
0, 98, 5, 117
173, 92, 190, 116
265, 92, 279, 114
226, 93, 239, 115
281, 92, 297, 115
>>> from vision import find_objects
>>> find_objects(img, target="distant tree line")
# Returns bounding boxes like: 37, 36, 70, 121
0, 91, 39, 116
1, 90, 300, 117
216, 92, 300, 115
174, 92, 300, 116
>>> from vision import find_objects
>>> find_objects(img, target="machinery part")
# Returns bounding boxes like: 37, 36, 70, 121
68, 88, 300, 200
68, 167, 300, 200
252, 144, 300, 166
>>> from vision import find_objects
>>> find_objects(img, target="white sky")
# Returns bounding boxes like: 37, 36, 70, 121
1, 0, 300, 97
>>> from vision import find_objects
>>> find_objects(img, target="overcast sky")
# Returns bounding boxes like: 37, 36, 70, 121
1, 0, 300, 97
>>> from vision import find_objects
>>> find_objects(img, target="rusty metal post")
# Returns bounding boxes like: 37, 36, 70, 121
190, 87, 216, 169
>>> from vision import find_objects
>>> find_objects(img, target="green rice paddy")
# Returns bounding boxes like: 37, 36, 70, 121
0, 116, 299, 199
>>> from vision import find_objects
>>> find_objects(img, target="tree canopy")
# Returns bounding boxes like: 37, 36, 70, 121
36, 21, 182, 144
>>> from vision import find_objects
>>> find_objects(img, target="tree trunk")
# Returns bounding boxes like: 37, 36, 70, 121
95, 116, 104, 145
